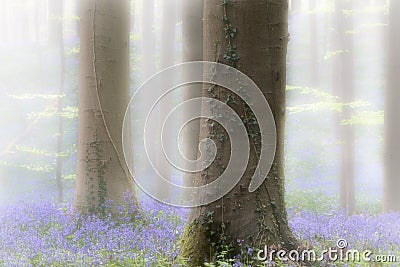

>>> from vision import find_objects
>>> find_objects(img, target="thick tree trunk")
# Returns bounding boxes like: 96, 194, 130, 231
182, 0, 203, 186
383, 0, 400, 212
181, 1, 296, 265
74, 0, 137, 214
335, 0, 356, 215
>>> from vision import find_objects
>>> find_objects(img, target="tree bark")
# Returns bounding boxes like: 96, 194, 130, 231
335, 0, 356, 215
74, 0, 137, 214
181, 1, 296, 265
383, 0, 400, 212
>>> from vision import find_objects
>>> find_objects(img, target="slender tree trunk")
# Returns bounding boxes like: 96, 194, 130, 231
290, 0, 302, 13
55, 0, 65, 203
74, 0, 137, 214
309, 0, 319, 88
334, 0, 356, 215
383, 0, 400, 212
182, 0, 203, 187
142, 0, 156, 80
0, 1, 8, 42
160, 1, 176, 70
48, 0, 63, 46
181, 1, 296, 265
140, 0, 157, 177
35, 0, 40, 43
157, 0, 177, 199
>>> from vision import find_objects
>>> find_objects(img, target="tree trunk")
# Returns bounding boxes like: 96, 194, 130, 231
383, 0, 400, 212
35, 0, 40, 43
55, 0, 65, 203
74, 0, 137, 214
290, 0, 302, 13
309, 0, 319, 88
0, 1, 8, 42
157, 0, 177, 199
182, 0, 203, 187
335, 0, 356, 215
142, 0, 156, 80
48, 0, 63, 46
181, 1, 296, 265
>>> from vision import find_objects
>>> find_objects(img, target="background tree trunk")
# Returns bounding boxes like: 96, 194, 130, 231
74, 0, 136, 214
383, 0, 400, 212
55, 0, 65, 203
335, 0, 356, 215
309, 0, 319, 88
0, 1, 9, 42
181, 1, 296, 265
142, 0, 156, 80
48, 0, 63, 46
157, 0, 177, 199
182, 0, 203, 187
290, 0, 302, 13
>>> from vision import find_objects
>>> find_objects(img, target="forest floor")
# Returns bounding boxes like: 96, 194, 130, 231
0, 191, 399, 267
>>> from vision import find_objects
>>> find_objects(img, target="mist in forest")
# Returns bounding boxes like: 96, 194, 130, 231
0, 0, 391, 211
0, 0, 399, 266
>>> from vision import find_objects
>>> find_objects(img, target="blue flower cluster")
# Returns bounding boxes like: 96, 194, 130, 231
0, 196, 398, 266
290, 210, 400, 253
0, 196, 186, 266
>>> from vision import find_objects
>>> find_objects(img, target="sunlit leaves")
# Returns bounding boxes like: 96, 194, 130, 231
287, 85, 338, 101
0, 161, 54, 173
15, 144, 77, 158
8, 94, 64, 100
27, 106, 78, 120
63, 173, 76, 181
286, 85, 381, 126
287, 101, 342, 114
323, 49, 350, 61
287, 99, 370, 115
66, 46, 80, 55
15, 145, 54, 157
342, 110, 384, 126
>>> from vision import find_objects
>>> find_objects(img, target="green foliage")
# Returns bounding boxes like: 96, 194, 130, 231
287, 85, 338, 101
222, 0, 239, 67
66, 46, 80, 55
286, 85, 381, 126
15, 144, 77, 158
7, 93, 64, 100
1, 161, 54, 173
286, 189, 338, 214
342, 110, 383, 126
28, 106, 78, 119
323, 49, 349, 61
